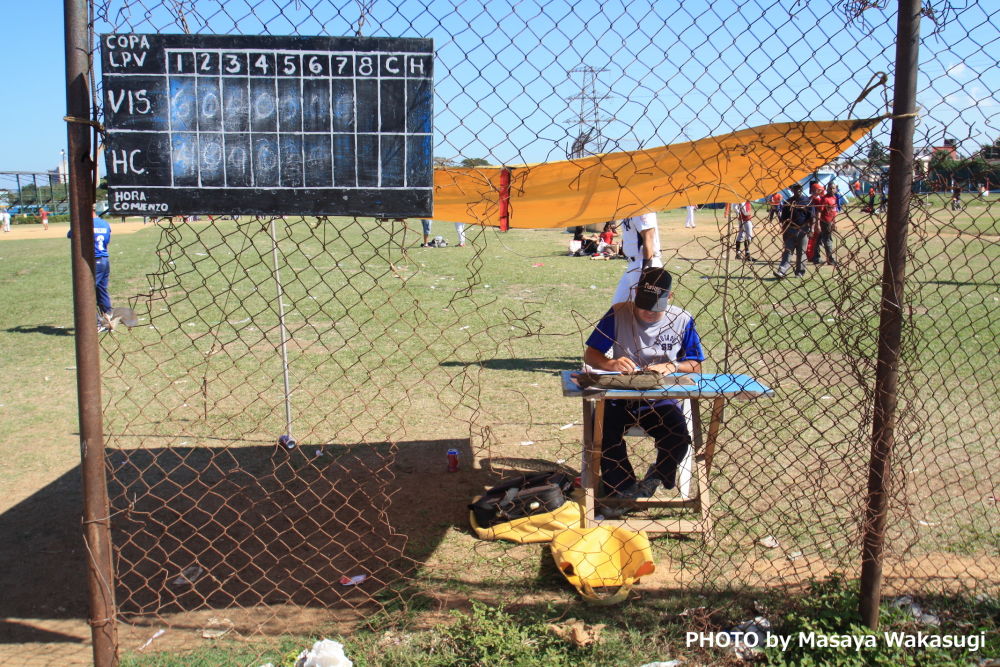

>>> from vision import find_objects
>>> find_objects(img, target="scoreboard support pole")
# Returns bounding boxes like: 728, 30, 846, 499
269, 219, 294, 443
64, 0, 120, 664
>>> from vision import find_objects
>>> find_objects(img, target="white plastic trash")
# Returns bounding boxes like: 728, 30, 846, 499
294, 639, 353, 667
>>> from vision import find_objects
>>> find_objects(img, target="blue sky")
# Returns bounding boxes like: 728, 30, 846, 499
2, 1, 996, 173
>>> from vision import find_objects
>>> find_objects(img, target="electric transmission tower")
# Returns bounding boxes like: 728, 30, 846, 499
566, 65, 614, 159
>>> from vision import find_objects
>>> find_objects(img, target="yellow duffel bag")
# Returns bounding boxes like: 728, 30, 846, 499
469, 489, 585, 544
549, 525, 655, 605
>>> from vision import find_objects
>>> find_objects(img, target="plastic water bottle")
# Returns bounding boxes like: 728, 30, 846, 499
446, 448, 459, 472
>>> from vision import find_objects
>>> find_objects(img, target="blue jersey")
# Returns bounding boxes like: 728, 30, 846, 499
93, 217, 111, 258
67, 216, 112, 258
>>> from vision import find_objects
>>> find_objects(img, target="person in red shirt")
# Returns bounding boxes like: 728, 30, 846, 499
39, 207, 49, 230
594, 221, 618, 257
809, 186, 839, 266
599, 221, 615, 246
767, 192, 783, 224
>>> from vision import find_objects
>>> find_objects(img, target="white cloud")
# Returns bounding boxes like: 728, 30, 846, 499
947, 62, 967, 78
968, 87, 997, 108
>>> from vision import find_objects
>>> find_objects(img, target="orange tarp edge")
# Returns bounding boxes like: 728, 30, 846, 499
431, 118, 880, 228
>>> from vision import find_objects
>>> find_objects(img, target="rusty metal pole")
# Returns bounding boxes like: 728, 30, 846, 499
859, 0, 921, 630
64, 0, 119, 664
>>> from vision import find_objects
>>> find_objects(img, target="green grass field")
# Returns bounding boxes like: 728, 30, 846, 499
0, 197, 997, 664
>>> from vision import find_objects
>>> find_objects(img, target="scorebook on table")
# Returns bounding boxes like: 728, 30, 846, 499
100, 33, 434, 217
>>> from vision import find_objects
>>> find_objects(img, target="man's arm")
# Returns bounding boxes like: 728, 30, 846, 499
638, 227, 656, 260
644, 359, 702, 374
584, 346, 639, 374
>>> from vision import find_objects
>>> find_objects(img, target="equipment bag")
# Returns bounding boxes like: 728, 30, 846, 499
469, 471, 574, 528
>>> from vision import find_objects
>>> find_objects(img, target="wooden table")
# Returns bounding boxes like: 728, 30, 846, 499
560, 371, 774, 536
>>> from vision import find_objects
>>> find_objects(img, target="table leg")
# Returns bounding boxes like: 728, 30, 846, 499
690, 398, 705, 454
695, 397, 725, 539
703, 396, 725, 476
581, 397, 603, 527
698, 453, 715, 539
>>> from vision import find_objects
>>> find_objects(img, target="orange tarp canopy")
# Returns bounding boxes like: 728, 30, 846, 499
431, 118, 880, 228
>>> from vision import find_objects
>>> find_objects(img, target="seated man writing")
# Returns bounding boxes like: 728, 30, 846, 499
583, 268, 704, 499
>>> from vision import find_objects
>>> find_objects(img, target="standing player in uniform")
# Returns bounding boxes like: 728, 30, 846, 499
611, 211, 662, 304
684, 205, 696, 228
39, 206, 49, 231
774, 183, 815, 278
68, 208, 113, 331
0, 206, 10, 233
810, 185, 839, 266
766, 191, 783, 225
733, 201, 754, 262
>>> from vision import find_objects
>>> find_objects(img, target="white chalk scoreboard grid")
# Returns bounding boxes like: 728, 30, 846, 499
100, 34, 434, 217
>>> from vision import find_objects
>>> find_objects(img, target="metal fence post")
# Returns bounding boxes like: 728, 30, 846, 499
63, 0, 119, 663
859, 0, 922, 630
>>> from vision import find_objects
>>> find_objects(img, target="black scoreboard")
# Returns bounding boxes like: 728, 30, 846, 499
100, 34, 434, 217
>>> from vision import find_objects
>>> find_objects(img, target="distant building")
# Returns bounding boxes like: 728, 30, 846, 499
931, 138, 959, 158
976, 140, 1000, 162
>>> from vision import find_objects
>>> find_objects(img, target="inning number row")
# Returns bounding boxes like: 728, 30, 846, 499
167, 50, 432, 79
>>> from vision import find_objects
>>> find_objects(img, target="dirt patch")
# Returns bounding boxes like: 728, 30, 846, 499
0, 219, 161, 242
736, 346, 866, 390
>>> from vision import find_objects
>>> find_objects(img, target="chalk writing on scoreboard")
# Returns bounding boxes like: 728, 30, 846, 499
100, 34, 434, 217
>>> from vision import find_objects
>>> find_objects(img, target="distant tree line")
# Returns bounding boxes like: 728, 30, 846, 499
926, 139, 1000, 187
433, 157, 491, 168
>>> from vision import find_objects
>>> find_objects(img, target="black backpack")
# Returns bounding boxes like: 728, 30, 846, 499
469, 471, 574, 528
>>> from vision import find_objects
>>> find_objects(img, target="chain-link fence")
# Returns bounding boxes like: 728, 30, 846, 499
0, 172, 70, 218
68, 0, 1000, 662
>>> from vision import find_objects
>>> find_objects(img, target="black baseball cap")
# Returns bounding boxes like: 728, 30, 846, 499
633, 267, 673, 312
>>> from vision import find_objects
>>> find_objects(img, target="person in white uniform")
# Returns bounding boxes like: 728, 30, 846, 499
684, 205, 696, 228
612, 211, 662, 304
733, 201, 754, 261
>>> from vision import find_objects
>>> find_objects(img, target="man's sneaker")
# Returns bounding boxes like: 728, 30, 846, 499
774, 269, 786, 278
620, 476, 661, 500
827, 260, 838, 267
734, 250, 743, 259
636, 476, 662, 498
611, 481, 638, 498
794, 271, 806, 278
744, 254, 753, 262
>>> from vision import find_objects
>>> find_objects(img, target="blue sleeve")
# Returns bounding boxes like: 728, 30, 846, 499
585, 309, 616, 354
678, 318, 705, 362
